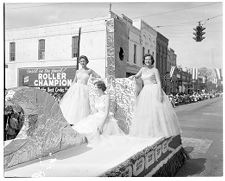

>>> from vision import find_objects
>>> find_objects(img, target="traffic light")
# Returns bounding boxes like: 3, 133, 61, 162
193, 22, 206, 42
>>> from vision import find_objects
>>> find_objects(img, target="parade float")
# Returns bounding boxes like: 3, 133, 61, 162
4, 78, 188, 177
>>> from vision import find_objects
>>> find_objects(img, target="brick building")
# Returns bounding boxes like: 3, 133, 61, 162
156, 32, 169, 90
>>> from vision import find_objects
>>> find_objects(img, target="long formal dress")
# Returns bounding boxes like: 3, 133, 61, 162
59, 71, 90, 125
129, 68, 181, 138
72, 95, 124, 143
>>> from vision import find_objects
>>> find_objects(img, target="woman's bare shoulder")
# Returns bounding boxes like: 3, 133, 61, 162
87, 68, 93, 74
103, 94, 110, 101
139, 67, 145, 72
153, 67, 159, 72
104, 93, 109, 98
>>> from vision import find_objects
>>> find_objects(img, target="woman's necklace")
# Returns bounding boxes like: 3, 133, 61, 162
144, 66, 153, 74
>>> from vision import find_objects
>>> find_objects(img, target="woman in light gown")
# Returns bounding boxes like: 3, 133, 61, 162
72, 80, 124, 143
60, 55, 100, 125
129, 54, 181, 138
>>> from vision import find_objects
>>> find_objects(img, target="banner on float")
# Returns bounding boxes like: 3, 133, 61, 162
18, 66, 76, 88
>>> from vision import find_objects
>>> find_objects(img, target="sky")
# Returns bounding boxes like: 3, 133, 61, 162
4, 1, 223, 69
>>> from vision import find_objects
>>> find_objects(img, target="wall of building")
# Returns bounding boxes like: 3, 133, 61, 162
5, 17, 107, 88
128, 27, 141, 67
156, 32, 169, 89
108, 12, 144, 77
114, 18, 129, 78
5, 12, 172, 90
133, 20, 157, 65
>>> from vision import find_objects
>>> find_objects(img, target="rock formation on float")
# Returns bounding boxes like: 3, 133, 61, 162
4, 87, 87, 169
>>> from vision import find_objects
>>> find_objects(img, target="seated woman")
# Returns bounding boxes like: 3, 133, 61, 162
72, 80, 124, 143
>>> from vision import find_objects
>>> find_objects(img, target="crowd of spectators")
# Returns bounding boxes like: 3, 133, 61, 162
168, 91, 223, 108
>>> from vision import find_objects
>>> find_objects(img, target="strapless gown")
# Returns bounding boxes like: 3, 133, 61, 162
72, 95, 124, 143
59, 71, 90, 125
129, 68, 181, 138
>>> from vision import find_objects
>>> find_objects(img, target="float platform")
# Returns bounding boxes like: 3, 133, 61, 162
5, 135, 187, 177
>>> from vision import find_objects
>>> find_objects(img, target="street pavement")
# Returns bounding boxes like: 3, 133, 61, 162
175, 97, 223, 177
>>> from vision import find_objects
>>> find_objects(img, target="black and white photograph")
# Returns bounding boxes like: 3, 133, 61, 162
3, 0, 223, 178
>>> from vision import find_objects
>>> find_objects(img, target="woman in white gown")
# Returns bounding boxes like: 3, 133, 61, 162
72, 80, 124, 143
129, 54, 181, 138
60, 55, 100, 125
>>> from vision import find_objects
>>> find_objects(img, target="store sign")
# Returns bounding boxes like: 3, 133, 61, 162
18, 66, 76, 87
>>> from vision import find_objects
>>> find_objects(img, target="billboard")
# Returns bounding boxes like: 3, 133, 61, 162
18, 66, 76, 94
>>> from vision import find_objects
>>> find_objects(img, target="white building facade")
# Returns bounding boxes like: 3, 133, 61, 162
5, 12, 158, 90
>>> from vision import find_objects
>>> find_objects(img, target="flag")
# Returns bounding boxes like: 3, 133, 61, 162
202, 76, 206, 83
215, 68, 222, 80
170, 66, 176, 77
192, 68, 198, 80
213, 78, 217, 84
187, 68, 192, 74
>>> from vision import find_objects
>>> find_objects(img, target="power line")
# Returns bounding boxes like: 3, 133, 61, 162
132, 2, 221, 19
153, 21, 197, 28
153, 14, 222, 28
201, 14, 223, 25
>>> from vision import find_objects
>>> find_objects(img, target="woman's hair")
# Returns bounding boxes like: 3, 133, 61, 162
79, 55, 89, 64
143, 54, 155, 65
94, 80, 107, 92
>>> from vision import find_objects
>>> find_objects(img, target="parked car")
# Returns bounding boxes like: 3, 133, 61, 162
183, 94, 191, 104
168, 94, 176, 107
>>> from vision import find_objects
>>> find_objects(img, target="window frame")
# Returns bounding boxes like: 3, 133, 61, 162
9, 42, 16, 62
134, 44, 137, 64
72, 36, 79, 58
38, 39, 45, 60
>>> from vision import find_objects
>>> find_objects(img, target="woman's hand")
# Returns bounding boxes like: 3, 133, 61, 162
159, 92, 164, 103
129, 75, 135, 79
90, 76, 96, 82
97, 124, 104, 135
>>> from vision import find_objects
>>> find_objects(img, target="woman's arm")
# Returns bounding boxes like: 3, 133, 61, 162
98, 95, 110, 134
154, 68, 162, 88
129, 67, 143, 79
90, 69, 101, 78
154, 68, 163, 102
72, 71, 78, 84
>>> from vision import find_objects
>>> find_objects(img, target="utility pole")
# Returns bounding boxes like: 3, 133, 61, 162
109, 3, 112, 12
77, 27, 81, 70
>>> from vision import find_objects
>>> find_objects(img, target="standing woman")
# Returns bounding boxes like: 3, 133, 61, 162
129, 54, 181, 138
60, 55, 100, 125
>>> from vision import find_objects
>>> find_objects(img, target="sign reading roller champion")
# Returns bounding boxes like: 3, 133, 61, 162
18, 66, 76, 93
